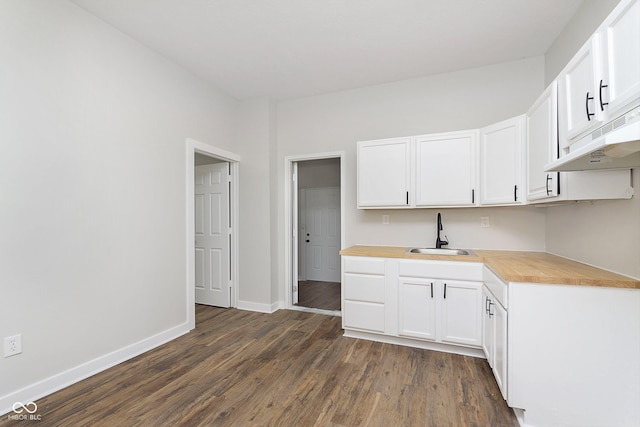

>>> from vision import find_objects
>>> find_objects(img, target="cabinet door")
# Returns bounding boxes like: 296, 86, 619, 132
493, 300, 508, 401
415, 131, 477, 206
398, 278, 437, 341
559, 37, 601, 142
343, 300, 385, 333
440, 280, 482, 347
480, 116, 524, 205
357, 138, 411, 208
598, 0, 640, 120
482, 287, 495, 366
527, 82, 559, 201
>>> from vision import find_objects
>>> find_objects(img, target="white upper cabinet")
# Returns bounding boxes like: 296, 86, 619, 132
597, 0, 640, 121
558, 0, 640, 147
357, 137, 411, 208
480, 116, 525, 205
415, 130, 478, 207
527, 82, 559, 201
558, 37, 601, 143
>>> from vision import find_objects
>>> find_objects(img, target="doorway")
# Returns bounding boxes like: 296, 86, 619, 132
286, 154, 345, 315
186, 138, 240, 330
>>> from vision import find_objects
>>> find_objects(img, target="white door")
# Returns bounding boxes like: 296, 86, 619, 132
305, 187, 340, 282
398, 278, 437, 341
599, 0, 640, 120
480, 115, 524, 205
527, 82, 559, 201
440, 280, 483, 347
194, 163, 230, 307
415, 131, 477, 206
482, 286, 495, 366
493, 300, 508, 400
357, 138, 411, 208
560, 38, 600, 141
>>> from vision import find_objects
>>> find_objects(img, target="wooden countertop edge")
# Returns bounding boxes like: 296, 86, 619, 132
340, 246, 640, 289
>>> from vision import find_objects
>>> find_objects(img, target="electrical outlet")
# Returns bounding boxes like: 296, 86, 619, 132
4, 334, 22, 357
481, 216, 490, 228
382, 215, 389, 224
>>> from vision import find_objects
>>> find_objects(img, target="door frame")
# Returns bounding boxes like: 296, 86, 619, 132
186, 138, 240, 329
284, 152, 345, 314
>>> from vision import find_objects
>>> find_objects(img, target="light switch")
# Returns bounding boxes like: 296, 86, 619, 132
382, 215, 389, 224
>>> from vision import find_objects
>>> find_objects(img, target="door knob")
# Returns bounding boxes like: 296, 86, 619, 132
306, 239, 310, 243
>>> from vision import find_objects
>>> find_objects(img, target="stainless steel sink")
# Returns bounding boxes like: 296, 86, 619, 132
406, 248, 475, 256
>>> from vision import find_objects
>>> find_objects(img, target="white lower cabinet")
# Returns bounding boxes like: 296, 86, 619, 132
400, 278, 483, 347
482, 285, 507, 400
343, 256, 484, 355
342, 256, 386, 333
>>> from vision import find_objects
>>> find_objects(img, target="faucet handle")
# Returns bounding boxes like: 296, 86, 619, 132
442, 235, 449, 246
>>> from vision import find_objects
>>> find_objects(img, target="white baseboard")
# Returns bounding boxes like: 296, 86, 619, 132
0, 322, 191, 417
236, 300, 280, 313
343, 329, 486, 359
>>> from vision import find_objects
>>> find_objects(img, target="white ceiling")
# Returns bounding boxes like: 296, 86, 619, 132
72, 0, 583, 101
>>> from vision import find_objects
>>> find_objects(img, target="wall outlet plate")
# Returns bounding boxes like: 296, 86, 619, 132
481, 216, 490, 228
4, 334, 22, 357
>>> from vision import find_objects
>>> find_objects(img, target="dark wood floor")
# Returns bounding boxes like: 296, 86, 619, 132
296, 280, 341, 311
1, 305, 518, 426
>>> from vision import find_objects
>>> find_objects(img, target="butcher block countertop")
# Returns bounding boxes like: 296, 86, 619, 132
339, 245, 640, 289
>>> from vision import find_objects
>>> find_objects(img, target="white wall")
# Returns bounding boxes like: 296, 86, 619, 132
276, 57, 548, 303
543, 0, 640, 279
235, 97, 279, 311
0, 0, 237, 407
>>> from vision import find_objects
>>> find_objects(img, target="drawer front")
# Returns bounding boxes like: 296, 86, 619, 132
344, 273, 385, 303
483, 266, 508, 308
344, 256, 386, 275
398, 259, 483, 281
343, 300, 385, 333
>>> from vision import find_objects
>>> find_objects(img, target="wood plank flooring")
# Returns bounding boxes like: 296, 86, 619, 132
1, 305, 518, 426
296, 280, 341, 311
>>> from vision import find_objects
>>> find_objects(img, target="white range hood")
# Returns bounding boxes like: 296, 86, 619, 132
545, 106, 640, 172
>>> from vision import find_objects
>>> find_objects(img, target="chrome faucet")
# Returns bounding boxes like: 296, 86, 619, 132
435, 212, 449, 249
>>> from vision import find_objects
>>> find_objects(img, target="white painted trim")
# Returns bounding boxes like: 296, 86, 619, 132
343, 329, 486, 358
284, 152, 346, 311
187, 137, 241, 162
513, 408, 531, 427
0, 322, 190, 416
288, 305, 342, 317
237, 300, 280, 314
186, 138, 241, 323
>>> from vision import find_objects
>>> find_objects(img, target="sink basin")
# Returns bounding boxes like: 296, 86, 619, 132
406, 248, 475, 256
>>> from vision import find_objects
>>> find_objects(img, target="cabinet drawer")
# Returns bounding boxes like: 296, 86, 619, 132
483, 266, 508, 308
399, 260, 483, 281
343, 301, 385, 333
344, 273, 385, 303
344, 256, 386, 274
